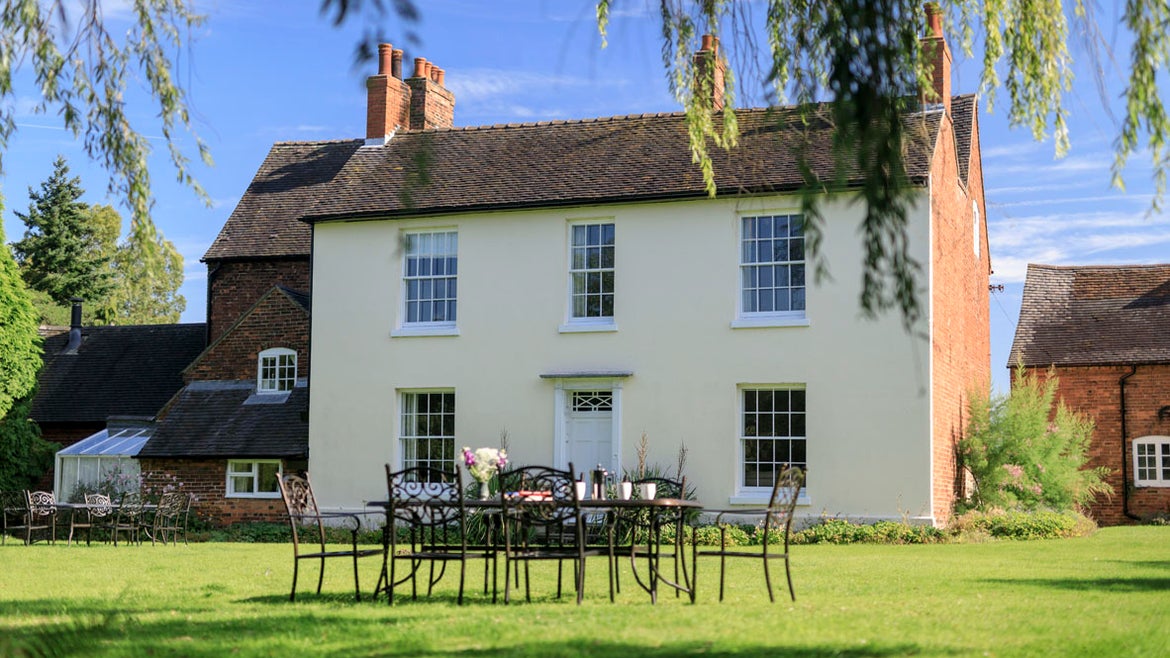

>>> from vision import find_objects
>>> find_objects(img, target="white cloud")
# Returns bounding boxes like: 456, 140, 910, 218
448, 69, 606, 104
988, 207, 1170, 281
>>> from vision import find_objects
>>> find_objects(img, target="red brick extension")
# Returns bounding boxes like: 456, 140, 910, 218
206, 258, 309, 344
1018, 365, 1170, 524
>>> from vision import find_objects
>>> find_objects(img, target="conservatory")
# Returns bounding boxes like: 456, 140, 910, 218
54, 420, 151, 502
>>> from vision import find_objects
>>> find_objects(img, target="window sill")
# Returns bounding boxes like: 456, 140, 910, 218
728, 492, 810, 506
559, 321, 618, 334
731, 316, 810, 329
391, 325, 460, 338
225, 493, 281, 500
1133, 482, 1170, 488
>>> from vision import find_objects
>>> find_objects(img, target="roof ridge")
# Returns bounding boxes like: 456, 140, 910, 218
272, 138, 364, 146
1030, 262, 1170, 272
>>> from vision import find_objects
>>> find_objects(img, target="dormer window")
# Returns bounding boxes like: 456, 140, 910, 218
258, 348, 296, 394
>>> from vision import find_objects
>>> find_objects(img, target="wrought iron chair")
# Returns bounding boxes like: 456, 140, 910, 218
107, 492, 147, 546
277, 471, 382, 602
68, 493, 113, 546
378, 464, 496, 605
612, 476, 689, 597
1, 490, 53, 545
498, 463, 608, 604
692, 466, 804, 602
150, 492, 193, 545
27, 491, 58, 545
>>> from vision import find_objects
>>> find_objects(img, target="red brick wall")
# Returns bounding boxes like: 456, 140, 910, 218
406, 76, 455, 130
185, 290, 310, 383
1019, 364, 1170, 524
139, 458, 303, 526
206, 258, 309, 343
929, 108, 991, 526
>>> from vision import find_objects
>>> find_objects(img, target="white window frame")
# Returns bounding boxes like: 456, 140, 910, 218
1133, 436, 1170, 487
561, 219, 617, 333
399, 389, 457, 472
226, 460, 282, 498
973, 201, 981, 258
731, 384, 808, 505
394, 229, 459, 337
732, 213, 810, 329
257, 347, 296, 394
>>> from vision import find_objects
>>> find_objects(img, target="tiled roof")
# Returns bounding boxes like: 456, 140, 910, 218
1009, 264, 1170, 367
951, 95, 975, 186
139, 381, 308, 459
203, 140, 361, 261
32, 324, 207, 424
204, 98, 977, 260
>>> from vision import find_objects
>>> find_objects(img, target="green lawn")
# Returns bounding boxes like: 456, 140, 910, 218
1, 526, 1167, 657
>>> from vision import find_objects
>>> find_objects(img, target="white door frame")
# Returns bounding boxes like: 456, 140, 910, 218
551, 378, 623, 475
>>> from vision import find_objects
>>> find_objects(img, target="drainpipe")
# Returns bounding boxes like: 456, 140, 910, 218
1119, 366, 1141, 521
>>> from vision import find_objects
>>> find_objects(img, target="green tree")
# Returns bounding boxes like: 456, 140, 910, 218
0, 211, 41, 422
0, 1, 211, 232
100, 222, 186, 325
0, 392, 55, 491
12, 156, 113, 306
961, 367, 1112, 512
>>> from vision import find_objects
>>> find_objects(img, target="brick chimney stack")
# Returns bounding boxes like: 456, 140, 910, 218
406, 56, 456, 131
693, 34, 726, 111
921, 3, 952, 113
366, 43, 410, 145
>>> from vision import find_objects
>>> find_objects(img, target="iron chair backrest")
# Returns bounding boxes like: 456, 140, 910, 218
84, 493, 113, 518
762, 466, 804, 543
153, 492, 192, 544
497, 463, 579, 526
277, 471, 324, 555
385, 465, 465, 531
27, 491, 56, 520
117, 492, 146, 518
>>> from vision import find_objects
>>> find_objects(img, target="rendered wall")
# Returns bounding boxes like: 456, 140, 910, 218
308, 194, 935, 523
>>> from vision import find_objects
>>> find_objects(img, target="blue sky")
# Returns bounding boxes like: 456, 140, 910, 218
1, 0, 1167, 395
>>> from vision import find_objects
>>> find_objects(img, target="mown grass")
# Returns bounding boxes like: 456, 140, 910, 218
1, 526, 1167, 657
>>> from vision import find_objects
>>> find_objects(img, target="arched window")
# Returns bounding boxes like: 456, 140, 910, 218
257, 348, 296, 394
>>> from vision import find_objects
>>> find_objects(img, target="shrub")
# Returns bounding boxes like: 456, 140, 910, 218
961, 367, 1112, 512
949, 509, 1096, 540
683, 523, 750, 547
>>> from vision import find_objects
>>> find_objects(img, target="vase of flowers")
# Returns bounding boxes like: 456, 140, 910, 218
462, 446, 508, 499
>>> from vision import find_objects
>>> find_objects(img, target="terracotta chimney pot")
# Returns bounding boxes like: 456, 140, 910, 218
378, 43, 393, 75
413, 57, 427, 78
391, 49, 404, 79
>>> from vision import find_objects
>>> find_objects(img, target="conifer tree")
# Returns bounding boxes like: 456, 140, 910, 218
12, 156, 113, 305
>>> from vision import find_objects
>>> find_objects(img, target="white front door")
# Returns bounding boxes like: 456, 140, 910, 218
565, 390, 615, 478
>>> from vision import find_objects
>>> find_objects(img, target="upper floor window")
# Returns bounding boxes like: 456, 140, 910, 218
226, 460, 281, 498
404, 230, 458, 326
1134, 437, 1170, 487
257, 348, 296, 394
740, 386, 807, 493
569, 222, 615, 322
740, 214, 805, 319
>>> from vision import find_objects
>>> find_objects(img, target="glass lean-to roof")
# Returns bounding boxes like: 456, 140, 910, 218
57, 427, 151, 457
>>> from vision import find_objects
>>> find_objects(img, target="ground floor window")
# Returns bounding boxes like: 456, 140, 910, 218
401, 390, 456, 474
740, 386, 806, 491
1134, 436, 1170, 486
226, 460, 281, 498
